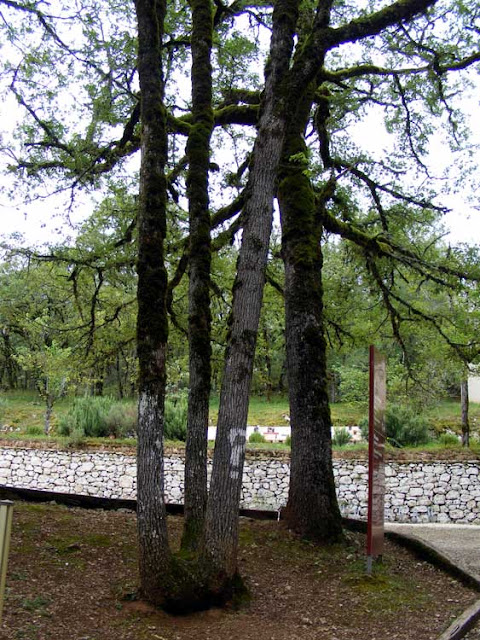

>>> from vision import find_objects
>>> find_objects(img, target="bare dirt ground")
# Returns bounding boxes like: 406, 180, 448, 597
1, 502, 479, 640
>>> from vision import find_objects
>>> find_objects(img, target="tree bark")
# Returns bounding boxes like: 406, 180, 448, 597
1, 330, 17, 389
44, 394, 53, 435
201, 0, 301, 590
461, 378, 469, 447
182, 0, 214, 552
134, 0, 172, 604
116, 352, 124, 399
278, 86, 343, 543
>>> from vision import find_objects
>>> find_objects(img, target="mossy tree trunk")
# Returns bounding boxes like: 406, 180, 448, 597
182, 0, 214, 552
134, 0, 172, 604
200, 0, 301, 591
461, 377, 469, 447
1, 330, 17, 390
278, 75, 343, 542
275, 0, 435, 545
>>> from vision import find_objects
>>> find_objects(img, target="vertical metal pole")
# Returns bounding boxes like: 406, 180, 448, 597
366, 346, 386, 575
0, 501, 14, 624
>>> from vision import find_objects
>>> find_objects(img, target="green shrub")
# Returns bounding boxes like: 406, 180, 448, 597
332, 427, 352, 447
248, 431, 266, 444
164, 394, 187, 441
437, 432, 460, 446
105, 404, 137, 439
58, 396, 115, 438
66, 425, 86, 447
360, 404, 430, 447
284, 435, 291, 447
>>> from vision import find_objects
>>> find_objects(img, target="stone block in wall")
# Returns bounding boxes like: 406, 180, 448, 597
451, 466, 464, 476
79, 462, 95, 473
353, 464, 367, 474
446, 490, 460, 500
408, 487, 423, 497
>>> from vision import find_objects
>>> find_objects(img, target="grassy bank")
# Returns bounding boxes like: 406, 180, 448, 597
1, 390, 480, 451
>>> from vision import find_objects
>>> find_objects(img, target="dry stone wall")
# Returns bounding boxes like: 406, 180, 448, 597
0, 446, 479, 524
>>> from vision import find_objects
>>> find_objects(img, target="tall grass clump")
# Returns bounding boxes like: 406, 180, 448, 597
248, 431, 266, 444
332, 427, 352, 447
437, 432, 460, 446
105, 404, 137, 439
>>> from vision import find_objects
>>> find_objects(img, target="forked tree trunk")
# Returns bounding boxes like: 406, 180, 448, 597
182, 0, 214, 552
201, 0, 301, 593
134, 0, 172, 604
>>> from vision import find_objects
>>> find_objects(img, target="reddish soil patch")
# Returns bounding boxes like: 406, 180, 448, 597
1, 502, 479, 640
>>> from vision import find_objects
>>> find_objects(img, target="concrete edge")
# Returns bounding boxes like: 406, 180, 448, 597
341, 517, 480, 591
342, 519, 480, 640
382, 530, 480, 640
384, 529, 480, 592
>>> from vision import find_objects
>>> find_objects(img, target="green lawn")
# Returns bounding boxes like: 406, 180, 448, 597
1, 389, 479, 445
209, 395, 369, 426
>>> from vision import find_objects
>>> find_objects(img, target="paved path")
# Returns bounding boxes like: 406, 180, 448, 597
385, 523, 480, 582
386, 523, 480, 638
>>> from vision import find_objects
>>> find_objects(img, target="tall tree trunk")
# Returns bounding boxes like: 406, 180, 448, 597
461, 377, 470, 447
1, 330, 17, 390
44, 394, 53, 435
94, 371, 104, 397
116, 352, 124, 399
262, 323, 273, 400
134, 0, 171, 604
201, 0, 301, 592
278, 80, 343, 542
182, 0, 214, 552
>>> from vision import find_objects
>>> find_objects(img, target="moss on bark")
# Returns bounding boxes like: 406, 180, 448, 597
183, 0, 214, 552
278, 88, 344, 544
139, 553, 249, 614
